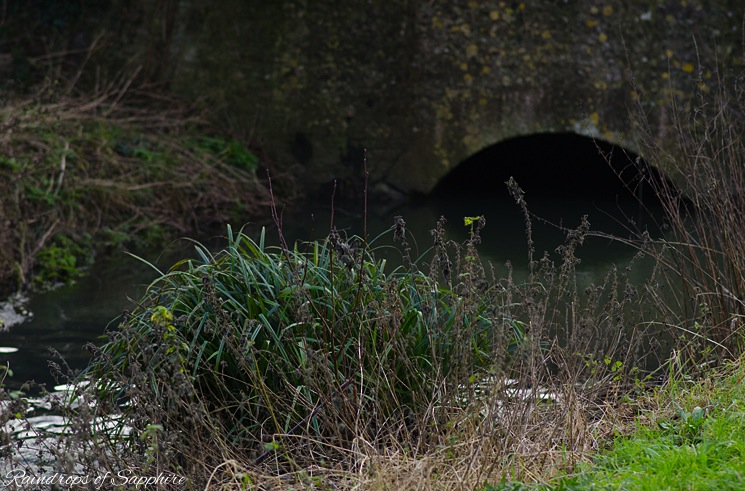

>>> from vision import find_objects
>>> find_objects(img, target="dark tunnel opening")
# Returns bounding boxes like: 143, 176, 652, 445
425, 132, 684, 252
431, 132, 671, 207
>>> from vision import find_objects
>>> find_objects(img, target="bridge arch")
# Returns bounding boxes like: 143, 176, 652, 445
166, 1, 737, 197
431, 133, 671, 209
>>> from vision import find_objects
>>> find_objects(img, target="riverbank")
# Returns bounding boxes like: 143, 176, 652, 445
481, 354, 745, 490
0, 84, 285, 300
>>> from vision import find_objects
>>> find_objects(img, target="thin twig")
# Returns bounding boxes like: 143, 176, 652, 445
66, 32, 104, 95
54, 140, 68, 196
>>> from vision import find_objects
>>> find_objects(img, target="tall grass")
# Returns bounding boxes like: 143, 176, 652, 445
630, 65, 745, 362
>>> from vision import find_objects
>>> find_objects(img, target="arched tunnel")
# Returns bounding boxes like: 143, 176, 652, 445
431, 133, 669, 207
418, 133, 679, 261
291, 133, 680, 270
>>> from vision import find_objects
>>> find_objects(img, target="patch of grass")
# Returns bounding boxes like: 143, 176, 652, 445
483, 356, 745, 491
32, 232, 93, 290
194, 135, 259, 172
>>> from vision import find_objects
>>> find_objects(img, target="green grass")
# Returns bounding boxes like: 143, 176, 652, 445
483, 357, 745, 491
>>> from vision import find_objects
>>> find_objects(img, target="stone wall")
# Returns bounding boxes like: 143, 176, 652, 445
170, 0, 744, 196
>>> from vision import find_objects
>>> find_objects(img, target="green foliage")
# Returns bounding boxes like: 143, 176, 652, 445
139, 423, 165, 472
657, 405, 707, 445
113, 137, 160, 162
33, 233, 93, 289
85, 223, 520, 461
195, 136, 258, 171
0, 364, 13, 382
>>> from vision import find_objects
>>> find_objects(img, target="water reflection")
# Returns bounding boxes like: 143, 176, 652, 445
283, 193, 665, 281
0, 244, 194, 391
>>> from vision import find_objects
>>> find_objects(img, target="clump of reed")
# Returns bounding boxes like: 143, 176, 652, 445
76, 217, 526, 480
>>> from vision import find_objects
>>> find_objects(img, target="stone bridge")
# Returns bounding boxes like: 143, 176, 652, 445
168, 0, 742, 198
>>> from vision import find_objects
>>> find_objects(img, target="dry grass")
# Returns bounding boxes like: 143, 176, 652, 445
192, 376, 638, 490
628, 60, 745, 364
0, 79, 275, 295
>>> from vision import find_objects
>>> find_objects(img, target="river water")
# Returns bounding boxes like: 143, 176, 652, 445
0, 192, 665, 392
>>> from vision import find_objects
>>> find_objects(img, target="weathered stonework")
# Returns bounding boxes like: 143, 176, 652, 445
171, 1, 743, 196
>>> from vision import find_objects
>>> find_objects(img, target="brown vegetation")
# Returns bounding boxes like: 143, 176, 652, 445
0, 80, 276, 295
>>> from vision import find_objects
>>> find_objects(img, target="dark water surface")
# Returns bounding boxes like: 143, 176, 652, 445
0, 194, 666, 391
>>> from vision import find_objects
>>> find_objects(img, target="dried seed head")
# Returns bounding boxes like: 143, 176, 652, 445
393, 215, 406, 242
